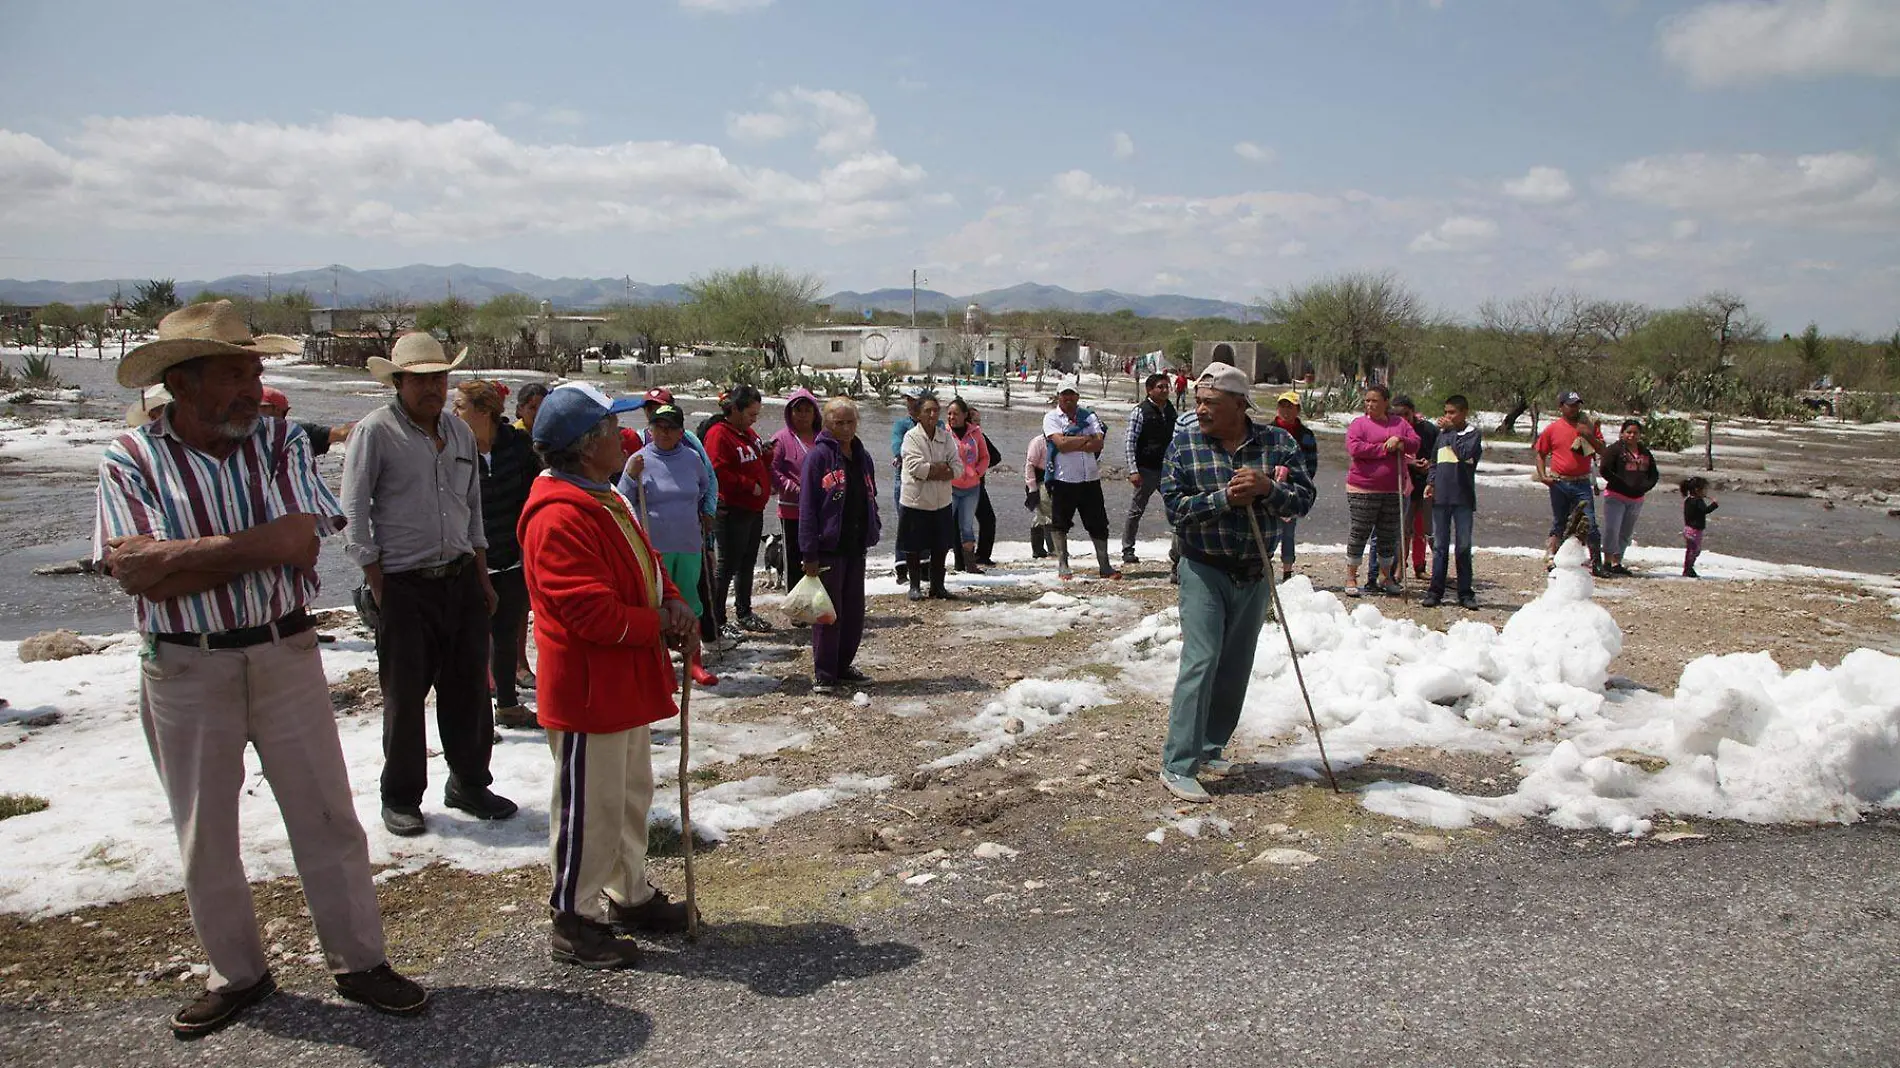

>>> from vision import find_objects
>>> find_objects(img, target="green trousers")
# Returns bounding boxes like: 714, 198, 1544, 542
1162, 556, 1271, 777
660, 551, 704, 618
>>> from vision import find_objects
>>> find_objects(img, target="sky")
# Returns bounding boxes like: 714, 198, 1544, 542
0, 0, 1896, 333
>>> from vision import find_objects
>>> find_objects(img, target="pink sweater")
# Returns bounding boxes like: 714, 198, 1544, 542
1345, 413, 1420, 493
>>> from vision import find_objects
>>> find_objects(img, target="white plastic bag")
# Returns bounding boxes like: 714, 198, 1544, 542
783, 572, 837, 625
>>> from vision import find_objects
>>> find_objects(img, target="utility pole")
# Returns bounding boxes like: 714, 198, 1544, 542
265, 271, 273, 300
625, 275, 633, 305
911, 269, 922, 329
330, 265, 339, 308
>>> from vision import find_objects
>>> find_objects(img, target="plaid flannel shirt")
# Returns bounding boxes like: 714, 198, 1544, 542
1162, 417, 1315, 565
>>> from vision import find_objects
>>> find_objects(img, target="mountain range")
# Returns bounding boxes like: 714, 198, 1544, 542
0, 264, 1259, 322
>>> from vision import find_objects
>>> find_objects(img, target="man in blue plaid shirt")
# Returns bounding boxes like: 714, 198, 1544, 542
1158, 363, 1316, 802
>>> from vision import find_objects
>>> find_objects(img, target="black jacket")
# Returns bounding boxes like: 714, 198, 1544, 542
1601, 442, 1661, 499
1132, 398, 1178, 471
479, 421, 540, 571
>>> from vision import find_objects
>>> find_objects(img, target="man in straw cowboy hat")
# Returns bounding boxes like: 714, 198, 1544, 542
342, 331, 518, 838
93, 301, 428, 1036
1157, 362, 1315, 803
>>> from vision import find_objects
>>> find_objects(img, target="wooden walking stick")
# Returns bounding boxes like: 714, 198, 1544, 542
1245, 501, 1342, 794
676, 638, 699, 940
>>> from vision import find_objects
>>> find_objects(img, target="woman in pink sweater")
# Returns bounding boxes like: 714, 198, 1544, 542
1343, 385, 1419, 597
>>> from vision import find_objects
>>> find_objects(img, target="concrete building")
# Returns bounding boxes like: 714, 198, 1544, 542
1191, 340, 1291, 383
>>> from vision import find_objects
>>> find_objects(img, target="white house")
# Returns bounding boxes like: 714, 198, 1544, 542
784, 325, 1014, 374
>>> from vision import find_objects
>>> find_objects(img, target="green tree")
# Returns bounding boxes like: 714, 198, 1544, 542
684, 265, 823, 365
1259, 270, 1425, 385
417, 297, 476, 346
472, 294, 541, 364
1468, 290, 1596, 433
131, 279, 181, 321
609, 301, 683, 362
78, 303, 110, 356
1795, 322, 1828, 387
33, 302, 84, 352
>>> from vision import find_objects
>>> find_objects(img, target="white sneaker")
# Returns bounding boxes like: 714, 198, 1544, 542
1159, 771, 1211, 803
1201, 758, 1239, 775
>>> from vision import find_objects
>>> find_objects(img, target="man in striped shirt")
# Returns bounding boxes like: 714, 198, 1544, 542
94, 301, 427, 1037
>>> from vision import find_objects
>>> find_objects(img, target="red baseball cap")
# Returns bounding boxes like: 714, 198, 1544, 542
261, 387, 290, 414
643, 387, 673, 406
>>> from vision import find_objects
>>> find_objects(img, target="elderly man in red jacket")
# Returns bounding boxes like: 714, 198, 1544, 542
519, 383, 701, 969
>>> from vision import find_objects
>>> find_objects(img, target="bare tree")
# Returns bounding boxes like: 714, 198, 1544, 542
362, 297, 418, 353
1690, 291, 1764, 372
1471, 289, 1597, 433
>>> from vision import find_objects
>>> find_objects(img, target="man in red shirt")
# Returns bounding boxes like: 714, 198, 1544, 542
1533, 390, 1608, 574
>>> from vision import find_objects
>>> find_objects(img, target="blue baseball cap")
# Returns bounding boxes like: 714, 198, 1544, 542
531, 382, 645, 451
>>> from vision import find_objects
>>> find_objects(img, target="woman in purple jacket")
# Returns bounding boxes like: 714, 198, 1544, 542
797, 397, 882, 695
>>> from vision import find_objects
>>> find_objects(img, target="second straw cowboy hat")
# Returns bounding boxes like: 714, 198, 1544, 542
116, 300, 303, 388
367, 331, 469, 386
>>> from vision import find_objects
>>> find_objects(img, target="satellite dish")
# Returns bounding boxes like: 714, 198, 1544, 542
862, 331, 890, 365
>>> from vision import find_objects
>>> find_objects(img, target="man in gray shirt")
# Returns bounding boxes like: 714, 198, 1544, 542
343, 333, 516, 836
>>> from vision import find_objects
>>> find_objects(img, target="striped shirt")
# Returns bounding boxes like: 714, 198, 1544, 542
93, 410, 346, 634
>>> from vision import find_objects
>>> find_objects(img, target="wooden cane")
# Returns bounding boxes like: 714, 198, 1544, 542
677, 644, 699, 941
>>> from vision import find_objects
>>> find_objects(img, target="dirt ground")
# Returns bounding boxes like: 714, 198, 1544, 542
4, 552, 1898, 1011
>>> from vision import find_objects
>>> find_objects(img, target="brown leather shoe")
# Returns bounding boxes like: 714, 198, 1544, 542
550, 911, 642, 969
170, 972, 277, 1038
334, 963, 429, 1016
605, 886, 697, 935
495, 704, 539, 729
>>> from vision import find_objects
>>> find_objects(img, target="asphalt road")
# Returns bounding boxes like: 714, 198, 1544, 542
6, 822, 1898, 1067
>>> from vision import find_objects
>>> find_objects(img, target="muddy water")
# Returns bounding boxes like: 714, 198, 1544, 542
0, 353, 1893, 640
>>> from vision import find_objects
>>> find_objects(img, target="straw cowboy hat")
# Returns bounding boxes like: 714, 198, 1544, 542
124, 384, 171, 427
367, 331, 468, 386
116, 300, 303, 388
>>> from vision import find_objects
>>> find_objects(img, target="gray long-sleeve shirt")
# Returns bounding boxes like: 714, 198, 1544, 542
341, 399, 487, 573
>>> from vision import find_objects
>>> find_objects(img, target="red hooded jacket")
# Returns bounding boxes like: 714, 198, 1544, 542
517, 473, 685, 734
705, 419, 770, 512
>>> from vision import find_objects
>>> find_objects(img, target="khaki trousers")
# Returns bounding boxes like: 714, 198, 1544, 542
139, 628, 387, 991
546, 726, 656, 921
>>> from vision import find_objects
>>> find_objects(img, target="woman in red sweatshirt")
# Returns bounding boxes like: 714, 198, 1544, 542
518, 382, 699, 969
704, 384, 772, 638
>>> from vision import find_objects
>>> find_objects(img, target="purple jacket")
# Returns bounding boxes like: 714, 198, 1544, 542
769, 387, 822, 521
797, 430, 881, 556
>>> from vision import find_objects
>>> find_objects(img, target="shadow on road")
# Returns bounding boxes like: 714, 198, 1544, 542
248, 985, 651, 1067
639, 920, 923, 998
1215, 759, 1448, 796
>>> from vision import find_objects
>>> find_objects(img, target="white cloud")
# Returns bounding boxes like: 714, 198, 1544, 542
0, 113, 928, 241
1567, 248, 1616, 271
1112, 131, 1135, 160
1660, 0, 1900, 86
1502, 165, 1574, 204
1233, 141, 1276, 164
728, 87, 877, 157
1602, 151, 1900, 229
1669, 218, 1700, 240
1408, 214, 1499, 253
1276, 239, 1307, 257
679, 0, 774, 11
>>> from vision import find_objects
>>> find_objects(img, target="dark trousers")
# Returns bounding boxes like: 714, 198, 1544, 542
1122, 467, 1161, 553
714, 506, 764, 626
1049, 479, 1110, 539
810, 552, 866, 682
696, 545, 717, 643
781, 516, 805, 583
377, 563, 494, 808
489, 568, 529, 707
975, 485, 996, 563
1429, 504, 1475, 599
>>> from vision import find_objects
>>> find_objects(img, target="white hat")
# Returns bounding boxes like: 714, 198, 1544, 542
124, 384, 171, 427
367, 331, 468, 386
1056, 375, 1081, 395
1197, 362, 1253, 407
117, 301, 302, 388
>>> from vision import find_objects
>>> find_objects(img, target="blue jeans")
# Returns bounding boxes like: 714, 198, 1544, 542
1163, 557, 1272, 777
1276, 518, 1298, 568
1429, 504, 1475, 598
950, 485, 981, 545
1547, 479, 1600, 546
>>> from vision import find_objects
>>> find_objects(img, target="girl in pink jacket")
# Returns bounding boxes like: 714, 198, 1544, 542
945, 398, 991, 573
769, 388, 822, 584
